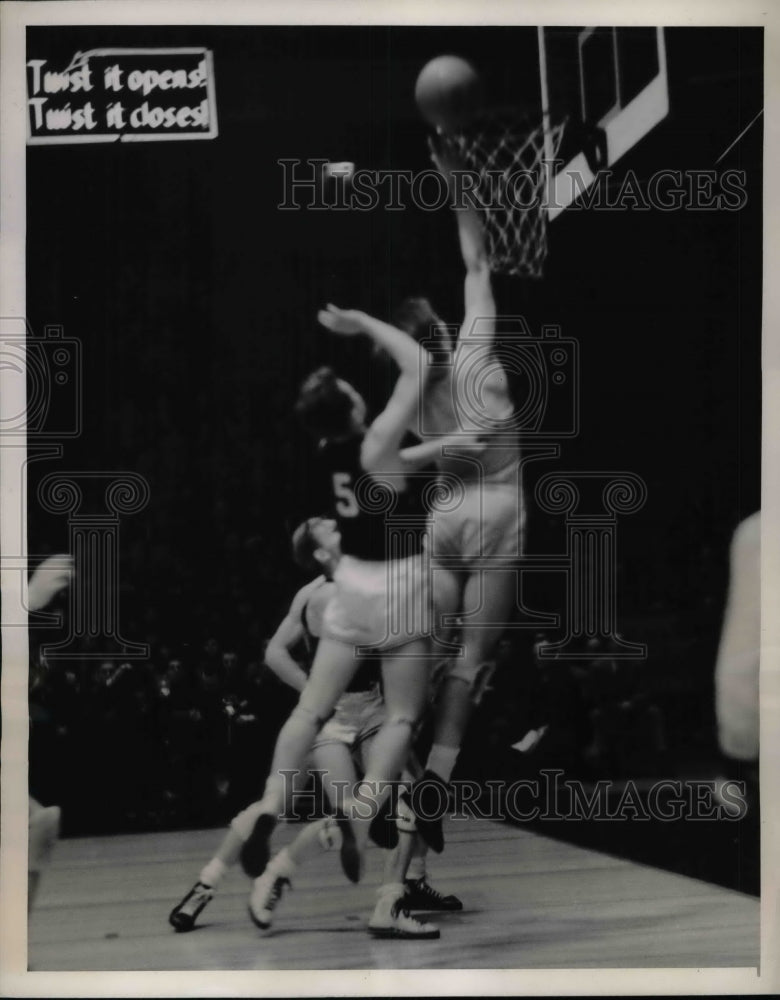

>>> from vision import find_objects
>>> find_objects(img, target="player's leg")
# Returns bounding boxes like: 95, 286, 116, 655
418, 489, 520, 849
248, 740, 357, 930
170, 799, 275, 931
239, 636, 360, 877
430, 565, 510, 750
28, 798, 61, 913
375, 792, 461, 921
354, 724, 438, 939
341, 638, 432, 879
416, 566, 514, 850
358, 737, 438, 940
430, 561, 462, 656
398, 836, 463, 912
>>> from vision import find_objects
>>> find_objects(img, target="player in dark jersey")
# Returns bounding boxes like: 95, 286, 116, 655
238, 306, 436, 887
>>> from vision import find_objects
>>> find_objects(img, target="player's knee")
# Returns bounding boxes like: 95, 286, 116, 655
386, 712, 418, 733
317, 816, 344, 852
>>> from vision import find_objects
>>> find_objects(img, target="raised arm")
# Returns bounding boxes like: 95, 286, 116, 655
430, 139, 495, 338
317, 304, 423, 376
317, 305, 430, 474
264, 580, 322, 693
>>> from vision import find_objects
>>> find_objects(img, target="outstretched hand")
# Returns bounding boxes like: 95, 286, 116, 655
28, 554, 74, 612
317, 304, 365, 336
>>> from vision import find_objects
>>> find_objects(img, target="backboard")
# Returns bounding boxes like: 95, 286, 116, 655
538, 27, 669, 220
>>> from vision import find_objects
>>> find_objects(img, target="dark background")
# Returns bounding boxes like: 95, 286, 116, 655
26, 26, 762, 891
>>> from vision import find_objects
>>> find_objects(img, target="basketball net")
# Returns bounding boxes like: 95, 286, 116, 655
437, 110, 566, 278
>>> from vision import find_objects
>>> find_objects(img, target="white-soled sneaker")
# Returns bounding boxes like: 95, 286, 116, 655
368, 897, 440, 939
248, 870, 291, 930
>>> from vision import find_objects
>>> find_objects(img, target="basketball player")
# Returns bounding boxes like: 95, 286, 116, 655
237, 306, 436, 885
27, 554, 74, 909
715, 511, 760, 777
169, 518, 458, 938
385, 141, 523, 850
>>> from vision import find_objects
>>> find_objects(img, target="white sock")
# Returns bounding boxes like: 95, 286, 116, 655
377, 881, 404, 903
426, 744, 459, 783
199, 858, 227, 887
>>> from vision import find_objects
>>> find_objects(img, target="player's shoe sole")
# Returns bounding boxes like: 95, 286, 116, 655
368, 924, 440, 940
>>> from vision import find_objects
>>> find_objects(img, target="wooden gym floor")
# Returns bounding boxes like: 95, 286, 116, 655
28, 818, 759, 971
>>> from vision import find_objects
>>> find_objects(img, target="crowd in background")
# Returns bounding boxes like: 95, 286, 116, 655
30, 604, 713, 838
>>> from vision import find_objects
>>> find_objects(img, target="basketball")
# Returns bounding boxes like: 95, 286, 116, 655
414, 55, 484, 132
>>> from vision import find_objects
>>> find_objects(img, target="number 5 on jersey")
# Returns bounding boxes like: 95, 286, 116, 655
332, 472, 359, 518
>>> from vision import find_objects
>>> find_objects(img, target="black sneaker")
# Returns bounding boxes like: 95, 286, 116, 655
248, 872, 290, 930
335, 812, 362, 883
169, 881, 213, 932
239, 813, 277, 878
402, 876, 463, 912
409, 771, 449, 853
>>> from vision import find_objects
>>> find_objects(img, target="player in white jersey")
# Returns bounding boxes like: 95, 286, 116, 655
373, 141, 525, 849
170, 518, 459, 938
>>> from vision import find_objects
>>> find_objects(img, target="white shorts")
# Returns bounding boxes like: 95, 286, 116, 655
323, 552, 431, 651
311, 685, 386, 771
430, 480, 524, 569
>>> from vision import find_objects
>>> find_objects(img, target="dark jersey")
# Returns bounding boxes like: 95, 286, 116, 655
318, 434, 431, 562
